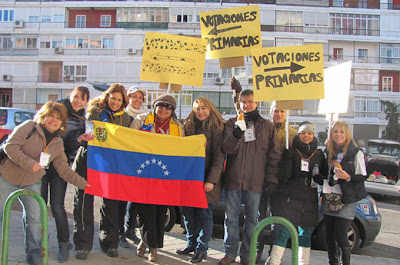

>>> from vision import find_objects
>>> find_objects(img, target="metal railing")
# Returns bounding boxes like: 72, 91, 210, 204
249, 216, 299, 265
1, 189, 48, 265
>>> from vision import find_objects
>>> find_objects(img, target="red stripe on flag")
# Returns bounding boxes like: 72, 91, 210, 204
85, 168, 208, 208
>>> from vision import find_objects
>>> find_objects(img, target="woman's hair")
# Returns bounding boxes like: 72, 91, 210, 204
87, 83, 128, 113
184, 97, 224, 135
327, 120, 356, 164
70, 86, 90, 102
34, 101, 68, 133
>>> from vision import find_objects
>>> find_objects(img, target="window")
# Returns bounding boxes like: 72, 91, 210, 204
333, 0, 344, 6
380, 44, 400, 64
221, 68, 232, 79
101, 15, 111, 27
41, 16, 51, 22
234, 67, 246, 79
358, 49, 368, 63
53, 15, 64, 22
117, 8, 168, 23
174, 14, 192, 23
103, 38, 114, 49
40, 41, 51, 48
15, 37, 37, 49
170, 91, 192, 106
353, 69, 379, 91
76, 15, 86, 28
382, 76, 393, 92
330, 13, 379, 36
90, 38, 101, 49
354, 97, 380, 118
28, 16, 39, 22
0, 35, 12, 49
333, 48, 343, 60
66, 39, 76, 49
64, 65, 87, 82
52, 40, 62, 48
276, 11, 303, 33
0, 10, 14, 22
77, 38, 89, 48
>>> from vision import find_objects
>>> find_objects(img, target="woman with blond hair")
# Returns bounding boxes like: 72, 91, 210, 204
73, 83, 131, 260
0, 101, 89, 265
176, 97, 225, 263
322, 120, 367, 265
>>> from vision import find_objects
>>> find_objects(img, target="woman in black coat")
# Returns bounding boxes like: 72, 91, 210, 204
268, 121, 327, 265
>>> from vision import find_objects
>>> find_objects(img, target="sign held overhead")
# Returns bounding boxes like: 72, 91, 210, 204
252, 44, 325, 102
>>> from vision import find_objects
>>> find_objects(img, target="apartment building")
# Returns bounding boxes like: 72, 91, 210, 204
0, 0, 399, 143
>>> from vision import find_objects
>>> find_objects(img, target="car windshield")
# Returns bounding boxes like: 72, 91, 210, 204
368, 143, 400, 157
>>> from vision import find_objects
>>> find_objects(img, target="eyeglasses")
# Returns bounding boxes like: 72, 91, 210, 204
156, 103, 173, 110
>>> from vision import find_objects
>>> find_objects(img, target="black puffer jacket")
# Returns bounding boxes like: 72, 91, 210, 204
332, 142, 368, 204
58, 98, 86, 164
275, 136, 327, 227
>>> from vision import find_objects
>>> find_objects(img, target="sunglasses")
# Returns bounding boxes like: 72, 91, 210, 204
156, 103, 173, 110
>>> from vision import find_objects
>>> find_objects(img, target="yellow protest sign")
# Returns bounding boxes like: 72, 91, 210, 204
140, 32, 207, 87
252, 44, 324, 102
200, 5, 261, 60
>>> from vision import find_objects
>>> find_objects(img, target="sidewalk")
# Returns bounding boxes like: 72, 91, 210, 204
4, 211, 400, 265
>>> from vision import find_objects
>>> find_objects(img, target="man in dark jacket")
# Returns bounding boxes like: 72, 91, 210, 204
219, 89, 281, 265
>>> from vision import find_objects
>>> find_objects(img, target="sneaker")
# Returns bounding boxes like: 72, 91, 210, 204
218, 255, 235, 265
119, 236, 130, 248
75, 250, 89, 260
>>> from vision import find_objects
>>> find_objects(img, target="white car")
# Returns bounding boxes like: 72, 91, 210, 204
365, 139, 400, 197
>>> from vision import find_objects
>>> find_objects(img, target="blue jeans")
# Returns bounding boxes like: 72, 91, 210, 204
182, 204, 214, 255
224, 189, 261, 260
0, 176, 42, 264
274, 224, 312, 248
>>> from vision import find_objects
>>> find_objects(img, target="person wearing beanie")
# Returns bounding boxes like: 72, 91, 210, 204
220, 89, 281, 265
256, 102, 298, 263
118, 86, 148, 248
267, 121, 327, 265
130, 94, 184, 262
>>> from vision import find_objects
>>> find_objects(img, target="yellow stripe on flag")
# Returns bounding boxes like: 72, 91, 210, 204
88, 121, 206, 157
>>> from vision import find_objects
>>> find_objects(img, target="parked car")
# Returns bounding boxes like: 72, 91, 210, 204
164, 189, 381, 253
365, 139, 400, 197
0, 108, 35, 144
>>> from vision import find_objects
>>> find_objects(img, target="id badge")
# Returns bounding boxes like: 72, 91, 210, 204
244, 125, 256, 142
39, 152, 51, 169
85, 121, 94, 135
301, 159, 309, 172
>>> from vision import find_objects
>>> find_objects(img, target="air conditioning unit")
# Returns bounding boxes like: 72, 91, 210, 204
214, 77, 225, 85
2, 74, 12, 81
65, 75, 74, 81
14, 20, 24, 28
54, 46, 64, 54
128, 48, 137, 55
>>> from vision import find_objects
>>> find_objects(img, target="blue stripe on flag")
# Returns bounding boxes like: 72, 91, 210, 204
87, 145, 205, 182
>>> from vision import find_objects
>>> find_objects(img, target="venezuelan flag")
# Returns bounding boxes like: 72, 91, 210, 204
85, 121, 208, 208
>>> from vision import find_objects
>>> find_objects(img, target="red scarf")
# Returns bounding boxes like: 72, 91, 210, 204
155, 117, 170, 134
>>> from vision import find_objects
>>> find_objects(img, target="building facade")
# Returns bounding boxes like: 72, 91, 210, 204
0, 0, 399, 144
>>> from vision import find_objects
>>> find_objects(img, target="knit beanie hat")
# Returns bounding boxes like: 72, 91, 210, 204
152, 94, 176, 111
298, 121, 316, 135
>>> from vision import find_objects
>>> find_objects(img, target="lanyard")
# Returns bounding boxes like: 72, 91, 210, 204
71, 113, 86, 123
42, 137, 56, 153
296, 148, 317, 161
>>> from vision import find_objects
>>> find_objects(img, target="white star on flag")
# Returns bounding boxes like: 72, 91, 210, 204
137, 169, 142, 174
164, 170, 169, 176
152, 158, 157, 164
157, 161, 163, 166
145, 160, 150, 165
162, 165, 167, 170
140, 163, 145, 168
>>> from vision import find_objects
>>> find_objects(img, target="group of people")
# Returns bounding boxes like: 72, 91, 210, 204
0, 80, 367, 265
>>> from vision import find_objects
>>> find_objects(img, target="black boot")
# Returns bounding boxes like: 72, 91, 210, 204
57, 242, 71, 262
341, 247, 351, 265
327, 241, 340, 265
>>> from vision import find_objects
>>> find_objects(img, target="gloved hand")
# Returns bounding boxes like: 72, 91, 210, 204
233, 126, 244, 139
235, 119, 246, 131
265, 182, 277, 193
328, 174, 338, 186
281, 148, 292, 160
